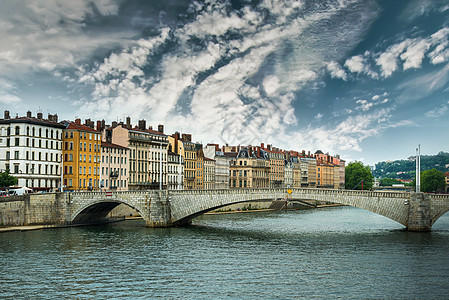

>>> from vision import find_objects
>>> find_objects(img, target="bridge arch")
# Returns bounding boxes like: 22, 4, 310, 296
169, 189, 411, 227
71, 199, 144, 224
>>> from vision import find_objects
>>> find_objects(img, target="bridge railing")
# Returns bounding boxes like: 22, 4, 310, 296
65, 187, 415, 200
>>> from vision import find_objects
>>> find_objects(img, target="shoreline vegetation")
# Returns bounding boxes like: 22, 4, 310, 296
0, 203, 344, 233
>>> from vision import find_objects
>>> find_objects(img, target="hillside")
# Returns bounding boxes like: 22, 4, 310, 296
373, 151, 449, 179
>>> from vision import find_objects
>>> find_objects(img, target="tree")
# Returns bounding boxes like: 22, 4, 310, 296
380, 177, 402, 186
345, 161, 374, 190
421, 169, 445, 193
0, 170, 18, 189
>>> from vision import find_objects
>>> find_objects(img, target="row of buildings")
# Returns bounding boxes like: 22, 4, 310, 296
0, 110, 345, 192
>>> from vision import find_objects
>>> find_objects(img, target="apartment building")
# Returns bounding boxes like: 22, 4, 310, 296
62, 119, 101, 191
100, 142, 129, 191
0, 110, 64, 191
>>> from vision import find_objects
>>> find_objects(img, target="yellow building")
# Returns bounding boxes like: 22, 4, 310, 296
316, 161, 334, 189
195, 144, 204, 189
229, 147, 270, 188
63, 119, 101, 190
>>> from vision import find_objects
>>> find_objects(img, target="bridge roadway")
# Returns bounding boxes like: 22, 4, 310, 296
66, 188, 449, 232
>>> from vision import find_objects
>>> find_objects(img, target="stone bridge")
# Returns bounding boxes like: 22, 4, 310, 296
64, 188, 449, 231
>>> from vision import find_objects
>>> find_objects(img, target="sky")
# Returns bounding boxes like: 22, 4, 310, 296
0, 0, 448, 166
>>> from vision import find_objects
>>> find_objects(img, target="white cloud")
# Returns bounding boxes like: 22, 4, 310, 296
0, 79, 21, 104
0, 1, 128, 77
425, 103, 448, 118
345, 54, 378, 78
400, 39, 431, 70
326, 61, 347, 80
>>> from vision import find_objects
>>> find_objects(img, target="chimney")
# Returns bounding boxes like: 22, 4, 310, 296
261, 143, 264, 149
267, 144, 272, 151
126, 117, 131, 129
37, 112, 43, 119
138, 119, 146, 130
96, 120, 102, 131
182, 133, 191, 142
4, 110, 10, 119
158, 124, 164, 134
27, 111, 32, 118
149, 126, 153, 131
75, 118, 81, 125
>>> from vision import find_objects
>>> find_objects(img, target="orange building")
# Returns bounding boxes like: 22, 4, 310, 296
63, 119, 101, 190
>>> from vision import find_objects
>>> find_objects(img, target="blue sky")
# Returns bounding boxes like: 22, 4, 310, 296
0, 0, 448, 165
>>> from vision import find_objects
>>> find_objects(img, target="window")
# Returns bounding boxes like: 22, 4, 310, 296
69, 166, 73, 174
14, 151, 19, 159
15, 138, 19, 146
14, 165, 19, 173
15, 126, 20, 135
27, 127, 30, 136
6, 151, 10, 160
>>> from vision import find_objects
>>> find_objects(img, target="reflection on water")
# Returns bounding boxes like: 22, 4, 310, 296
1, 206, 448, 299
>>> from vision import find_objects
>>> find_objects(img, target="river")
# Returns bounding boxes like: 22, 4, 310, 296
1, 206, 449, 299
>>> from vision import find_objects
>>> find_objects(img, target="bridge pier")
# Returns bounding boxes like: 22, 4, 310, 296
145, 191, 173, 228
407, 192, 431, 232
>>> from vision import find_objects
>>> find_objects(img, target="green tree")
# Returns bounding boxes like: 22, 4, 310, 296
380, 177, 402, 186
0, 170, 18, 189
421, 169, 446, 193
345, 161, 374, 190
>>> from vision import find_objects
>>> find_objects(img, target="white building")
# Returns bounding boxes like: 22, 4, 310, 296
167, 150, 184, 190
0, 111, 65, 191
204, 144, 230, 189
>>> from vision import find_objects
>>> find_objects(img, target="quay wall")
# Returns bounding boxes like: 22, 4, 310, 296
0, 193, 66, 226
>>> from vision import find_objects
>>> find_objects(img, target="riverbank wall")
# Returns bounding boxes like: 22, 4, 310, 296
0, 193, 66, 227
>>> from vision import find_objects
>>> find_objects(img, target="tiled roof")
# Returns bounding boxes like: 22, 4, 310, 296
0, 116, 65, 128
101, 142, 129, 149
66, 122, 99, 132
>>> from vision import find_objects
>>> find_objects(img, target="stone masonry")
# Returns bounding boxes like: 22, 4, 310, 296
1, 188, 449, 231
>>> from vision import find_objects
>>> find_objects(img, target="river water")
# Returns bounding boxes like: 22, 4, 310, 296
1, 206, 449, 299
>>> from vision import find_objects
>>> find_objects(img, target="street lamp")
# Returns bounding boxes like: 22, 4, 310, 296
416, 144, 421, 193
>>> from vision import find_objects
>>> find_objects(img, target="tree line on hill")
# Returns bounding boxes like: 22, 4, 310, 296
346, 161, 447, 193
373, 151, 449, 180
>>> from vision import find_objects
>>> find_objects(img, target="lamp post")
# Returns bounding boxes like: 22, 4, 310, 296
416, 144, 421, 193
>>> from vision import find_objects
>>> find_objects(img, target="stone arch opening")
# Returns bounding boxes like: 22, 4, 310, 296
72, 200, 143, 225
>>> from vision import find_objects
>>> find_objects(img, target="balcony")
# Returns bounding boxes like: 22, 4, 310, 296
110, 171, 119, 178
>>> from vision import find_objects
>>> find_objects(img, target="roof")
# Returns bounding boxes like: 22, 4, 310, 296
66, 122, 99, 133
203, 157, 215, 162
129, 126, 166, 136
0, 116, 65, 128
224, 152, 238, 158
101, 142, 129, 150
315, 150, 324, 154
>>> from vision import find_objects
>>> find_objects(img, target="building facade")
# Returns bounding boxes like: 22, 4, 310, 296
0, 111, 64, 191
63, 119, 101, 191
111, 122, 168, 190
100, 142, 129, 191
203, 157, 215, 190
167, 150, 184, 190
204, 144, 230, 189
229, 147, 270, 188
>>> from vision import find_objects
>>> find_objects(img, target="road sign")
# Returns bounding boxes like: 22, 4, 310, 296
287, 189, 292, 194
106, 192, 112, 197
